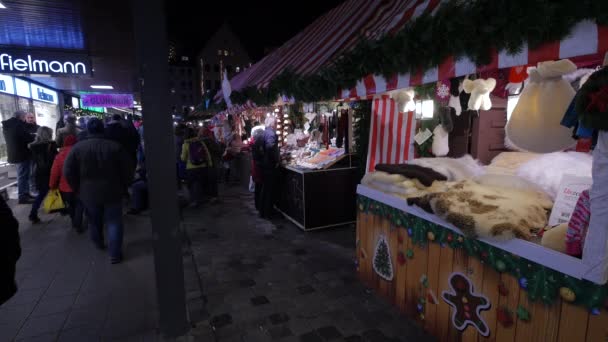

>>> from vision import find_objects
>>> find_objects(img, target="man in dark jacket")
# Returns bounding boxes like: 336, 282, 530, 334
55, 115, 81, 147
105, 114, 140, 166
64, 118, 134, 264
0, 196, 21, 305
1, 111, 35, 204
260, 118, 279, 219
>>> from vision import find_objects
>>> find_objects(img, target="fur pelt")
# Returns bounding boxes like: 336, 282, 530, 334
474, 173, 551, 201
407, 180, 550, 241
362, 171, 428, 198
540, 223, 568, 253
410, 155, 486, 181
463, 78, 496, 111
516, 152, 593, 199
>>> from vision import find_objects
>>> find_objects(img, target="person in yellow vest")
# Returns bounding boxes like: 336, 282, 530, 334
181, 127, 212, 208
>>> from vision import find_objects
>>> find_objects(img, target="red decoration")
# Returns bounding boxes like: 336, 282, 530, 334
447, 234, 454, 243
508, 66, 528, 83
576, 138, 592, 152
398, 234, 404, 244
397, 251, 406, 265
586, 85, 608, 113
498, 282, 509, 296
497, 307, 514, 328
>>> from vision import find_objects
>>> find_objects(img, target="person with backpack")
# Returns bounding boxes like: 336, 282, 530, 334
181, 127, 212, 207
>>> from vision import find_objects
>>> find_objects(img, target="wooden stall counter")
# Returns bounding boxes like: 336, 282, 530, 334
356, 185, 608, 342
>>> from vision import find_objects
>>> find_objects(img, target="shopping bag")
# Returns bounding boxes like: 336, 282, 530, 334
43, 189, 65, 213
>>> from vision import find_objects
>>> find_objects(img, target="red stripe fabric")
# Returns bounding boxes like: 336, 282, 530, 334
386, 74, 399, 91
438, 56, 455, 80
364, 74, 377, 96
404, 111, 414, 161
367, 97, 381, 172
378, 97, 388, 166
476, 48, 499, 73
395, 111, 404, 163
528, 41, 560, 66
410, 69, 424, 86
386, 99, 395, 163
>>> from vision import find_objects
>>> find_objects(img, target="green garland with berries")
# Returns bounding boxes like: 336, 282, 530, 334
358, 195, 608, 314
226, 0, 608, 107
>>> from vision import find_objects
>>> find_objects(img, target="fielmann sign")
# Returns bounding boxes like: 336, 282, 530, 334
0, 48, 91, 76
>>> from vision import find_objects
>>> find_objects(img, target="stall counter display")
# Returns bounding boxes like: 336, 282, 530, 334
356, 186, 608, 341
281, 144, 346, 170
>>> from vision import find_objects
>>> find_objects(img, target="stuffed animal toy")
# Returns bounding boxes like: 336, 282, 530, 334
463, 78, 497, 111
432, 125, 449, 157
393, 88, 416, 112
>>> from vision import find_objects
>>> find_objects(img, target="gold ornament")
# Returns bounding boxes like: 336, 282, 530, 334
559, 287, 576, 302
462, 297, 468, 304
427, 231, 435, 241
457, 236, 464, 243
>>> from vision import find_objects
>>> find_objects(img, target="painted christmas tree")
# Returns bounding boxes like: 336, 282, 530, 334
373, 235, 394, 281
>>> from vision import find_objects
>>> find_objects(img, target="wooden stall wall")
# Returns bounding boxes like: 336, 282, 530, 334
356, 210, 608, 342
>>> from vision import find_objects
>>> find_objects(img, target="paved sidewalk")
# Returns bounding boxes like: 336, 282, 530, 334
0, 200, 160, 341
183, 186, 435, 342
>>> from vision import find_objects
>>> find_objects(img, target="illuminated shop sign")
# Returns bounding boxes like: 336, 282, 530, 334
30, 84, 58, 104
82, 93, 133, 108
0, 49, 90, 75
0, 74, 14, 95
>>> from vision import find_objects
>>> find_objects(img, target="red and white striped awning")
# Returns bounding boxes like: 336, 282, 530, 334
340, 20, 608, 101
219, 0, 608, 103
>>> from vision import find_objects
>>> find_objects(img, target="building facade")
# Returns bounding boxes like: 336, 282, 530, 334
168, 52, 199, 113
197, 23, 251, 98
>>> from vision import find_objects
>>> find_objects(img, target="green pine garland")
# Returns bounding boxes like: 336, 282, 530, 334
227, 0, 608, 106
358, 195, 608, 312
353, 100, 372, 178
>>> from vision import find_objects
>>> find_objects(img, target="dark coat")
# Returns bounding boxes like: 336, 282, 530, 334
55, 123, 81, 147
1, 117, 34, 163
105, 121, 140, 159
0, 196, 20, 305
63, 135, 134, 205
29, 141, 58, 190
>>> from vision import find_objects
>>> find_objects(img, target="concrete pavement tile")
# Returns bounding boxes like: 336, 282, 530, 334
63, 307, 107, 331
30, 295, 75, 317
56, 326, 102, 342
0, 323, 21, 341
0, 300, 37, 326
15, 331, 58, 342
15, 312, 67, 339
2, 287, 46, 308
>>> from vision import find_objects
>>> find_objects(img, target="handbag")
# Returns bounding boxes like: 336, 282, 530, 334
43, 189, 65, 213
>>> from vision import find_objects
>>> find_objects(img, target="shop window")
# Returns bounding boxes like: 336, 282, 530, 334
217, 49, 222, 56
204, 64, 211, 72
507, 95, 520, 122
213, 64, 220, 72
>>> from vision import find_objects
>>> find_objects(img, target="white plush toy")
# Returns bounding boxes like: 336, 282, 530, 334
431, 124, 449, 157
462, 78, 497, 111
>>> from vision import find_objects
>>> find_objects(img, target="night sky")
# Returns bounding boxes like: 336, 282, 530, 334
165, 0, 345, 61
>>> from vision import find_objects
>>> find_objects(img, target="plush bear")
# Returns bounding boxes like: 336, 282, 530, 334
462, 78, 497, 111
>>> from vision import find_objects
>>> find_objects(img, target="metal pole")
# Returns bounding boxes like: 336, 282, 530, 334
130, 0, 190, 337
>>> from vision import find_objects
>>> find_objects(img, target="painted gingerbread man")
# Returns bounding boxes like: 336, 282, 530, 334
442, 272, 491, 336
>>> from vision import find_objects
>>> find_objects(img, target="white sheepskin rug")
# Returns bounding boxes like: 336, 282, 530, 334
410, 155, 486, 181
516, 152, 592, 199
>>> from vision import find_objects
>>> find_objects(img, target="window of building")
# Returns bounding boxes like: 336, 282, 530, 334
205, 80, 211, 90
213, 64, 220, 72
215, 80, 221, 89
217, 49, 222, 56
204, 64, 210, 72
226, 65, 233, 73
224, 50, 229, 56
236, 66, 240, 73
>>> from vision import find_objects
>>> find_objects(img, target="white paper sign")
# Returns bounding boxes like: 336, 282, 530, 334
548, 174, 593, 226
414, 128, 433, 145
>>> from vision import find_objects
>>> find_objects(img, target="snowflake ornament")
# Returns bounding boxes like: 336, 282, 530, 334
436, 81, 450, 100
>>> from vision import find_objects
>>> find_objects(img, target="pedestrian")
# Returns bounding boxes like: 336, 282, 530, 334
174, 124, 187, 186
0, 196, 20, 306
55, 115, 81, 147
28, 126, 58, 223
250, 125, 265, 212
127, 154, 148, 215
1, 111, 35, 204
181, 127, 212, 207
200, 127, 220, 203
260, 117, 279, 219
49, 134, 83, 232
105, 114, 140, 166
64, 118, 134, 264
25, 113, 40, 197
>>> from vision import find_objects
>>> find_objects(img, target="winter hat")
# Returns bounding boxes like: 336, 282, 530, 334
87, 118, 104, 134
63, 135, 77, 147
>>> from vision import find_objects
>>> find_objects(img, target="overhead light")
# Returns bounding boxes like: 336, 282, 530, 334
0, 3, 6, 9
90, 85, 114, 89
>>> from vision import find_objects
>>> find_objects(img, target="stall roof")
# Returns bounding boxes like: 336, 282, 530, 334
220, 0, 608, 103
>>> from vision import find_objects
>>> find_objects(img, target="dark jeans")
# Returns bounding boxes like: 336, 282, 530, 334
260, 168, 276, 218
204, 167, 218, 198
254, 182, 262, 212
29, 184, 49, 218
84, 202, 124, 260
61, 191, 83, 229
16, 160, 31, 200
130, 180, 148, 210
186, 168, 205, 204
